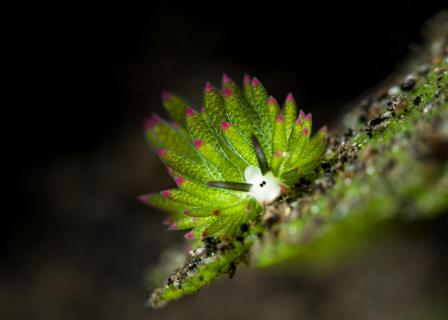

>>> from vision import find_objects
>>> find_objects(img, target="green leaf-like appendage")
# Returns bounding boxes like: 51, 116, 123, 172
141, 75, 328, 239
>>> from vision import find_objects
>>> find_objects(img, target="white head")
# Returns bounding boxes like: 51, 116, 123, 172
244, 165, 282, 205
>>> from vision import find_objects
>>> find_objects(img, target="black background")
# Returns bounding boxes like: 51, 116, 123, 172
6, 2, 447, 319
20, 2, 447, 161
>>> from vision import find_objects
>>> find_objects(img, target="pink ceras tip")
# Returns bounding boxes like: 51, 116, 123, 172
161, 90, 172, 101
276, 114, 284, 122
268, 96, 277, 105
175, 176, 185, 186
286, 93, 295, 103
305, 113, 312, 121
184, 231, 194, 240
138, 195, 149, 204
186, 107, 194, 117
194, 139, 204, 148
320, 126, 328, 132
168, 223, 177, 230
243, 73, 252, 86
222, 73, 232, 84
204, 81, 214, 92
299, 110, 305, 119
252, 77, 261, 87
224, 87, 232, 97
144, 115, 160, 130
303, 127, 309, 136
161, 190, 171, 198
158, 148, 167, 157
221, 122, 230, 130
162, 217, 172, 225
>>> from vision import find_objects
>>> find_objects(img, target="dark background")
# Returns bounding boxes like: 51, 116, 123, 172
6, 2, 447, 319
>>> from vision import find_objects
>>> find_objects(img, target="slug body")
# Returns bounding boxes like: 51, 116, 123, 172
140, 74, 328, 239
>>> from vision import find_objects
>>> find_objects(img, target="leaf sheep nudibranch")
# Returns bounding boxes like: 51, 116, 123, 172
140, 74, 328, 239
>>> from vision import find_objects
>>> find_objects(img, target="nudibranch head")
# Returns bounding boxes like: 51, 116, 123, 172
244, 165, 282, 205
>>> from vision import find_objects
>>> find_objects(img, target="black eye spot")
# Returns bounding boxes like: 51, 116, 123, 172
259, 183, 263, 187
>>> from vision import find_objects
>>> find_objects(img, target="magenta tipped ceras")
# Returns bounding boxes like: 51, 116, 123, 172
222, 73, 232, 84
204, 81, 214, 92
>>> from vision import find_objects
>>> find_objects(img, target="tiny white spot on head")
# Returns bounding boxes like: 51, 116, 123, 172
244, 165, 282, 204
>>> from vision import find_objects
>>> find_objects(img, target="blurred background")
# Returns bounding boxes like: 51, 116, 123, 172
6, 1, 448, 319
